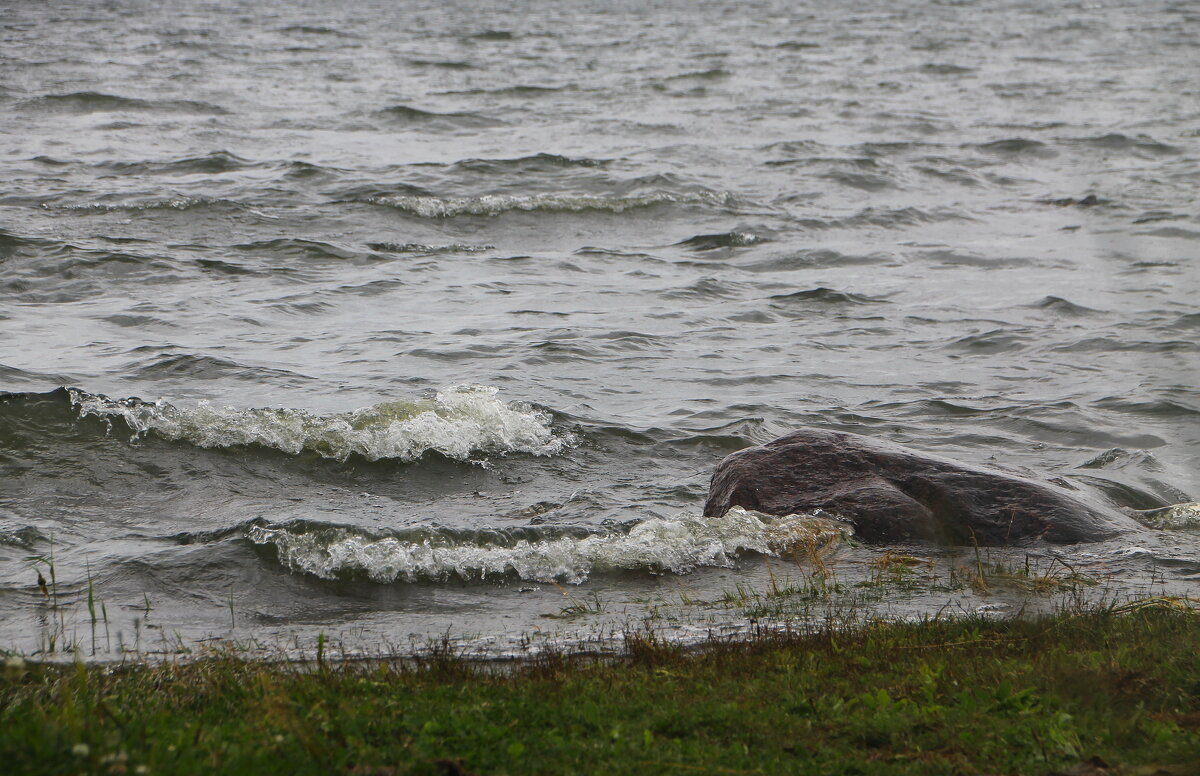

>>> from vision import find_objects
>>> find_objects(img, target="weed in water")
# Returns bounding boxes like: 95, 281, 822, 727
543, 583, 605, 619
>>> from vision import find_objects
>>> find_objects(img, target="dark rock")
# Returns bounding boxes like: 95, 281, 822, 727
703, 428, 1140, 545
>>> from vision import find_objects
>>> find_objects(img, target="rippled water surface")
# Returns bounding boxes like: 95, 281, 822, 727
2, 0, 1198, 657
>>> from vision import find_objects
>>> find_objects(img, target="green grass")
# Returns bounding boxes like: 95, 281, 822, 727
4, 600, 1200, 775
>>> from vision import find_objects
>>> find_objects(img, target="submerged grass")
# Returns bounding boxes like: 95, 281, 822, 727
3, 600, 1200, 775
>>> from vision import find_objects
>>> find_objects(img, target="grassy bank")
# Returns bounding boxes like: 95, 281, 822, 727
3, 600, 1199, 775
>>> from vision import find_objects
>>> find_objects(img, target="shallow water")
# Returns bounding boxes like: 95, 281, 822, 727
1, 0, 1198, 658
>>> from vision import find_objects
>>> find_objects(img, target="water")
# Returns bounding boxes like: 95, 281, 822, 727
1, 0, 1198, 658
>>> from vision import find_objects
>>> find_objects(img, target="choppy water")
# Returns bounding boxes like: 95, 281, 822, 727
2, 0, 1198, 658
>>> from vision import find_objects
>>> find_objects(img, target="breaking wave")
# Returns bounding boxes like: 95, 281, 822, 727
1136, 503, 1200, 531
45, 197, 243, 213
69, 385, 569, 462
248, 508, 849, 584
365, 191, 733, 218
675, 231, 769, 250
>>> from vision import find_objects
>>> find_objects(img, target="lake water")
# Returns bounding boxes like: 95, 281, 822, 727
2, 0, 1198, 658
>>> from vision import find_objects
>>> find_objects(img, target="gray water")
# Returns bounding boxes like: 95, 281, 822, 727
2, 0, 1198, 658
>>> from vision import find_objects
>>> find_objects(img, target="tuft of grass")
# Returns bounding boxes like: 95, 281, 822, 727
864, 551, 936, 590
542, 582, 606, 619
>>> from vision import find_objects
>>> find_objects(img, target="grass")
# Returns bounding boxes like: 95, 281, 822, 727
4, 600, 1200, 775
542, 583, 607, 620
689, 546, 1107, 624
7, 541, 1196, 774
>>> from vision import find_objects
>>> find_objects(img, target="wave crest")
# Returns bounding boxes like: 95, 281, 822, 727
1137, 503, 1200, 531
69, 385, 569, 462
248, 508, 848, 584
366, 191, 732, 218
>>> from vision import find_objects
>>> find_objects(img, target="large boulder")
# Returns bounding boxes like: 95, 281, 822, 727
703, 428, 1140, 544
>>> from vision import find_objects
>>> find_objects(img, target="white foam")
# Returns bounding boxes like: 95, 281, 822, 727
367, 191, 731, 218
725, 231, 768, 246
47, 197, 220, 212
1136, 502, 1200, 530
247, 507, 849, 584
1111, 546, 1152, 559
70, 385, 569, 462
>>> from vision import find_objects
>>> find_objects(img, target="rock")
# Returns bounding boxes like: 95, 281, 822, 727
703, 428, 1140, 545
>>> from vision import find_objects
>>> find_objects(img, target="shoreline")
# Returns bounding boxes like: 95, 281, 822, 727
4, 597, 1199, 775
7, 538, 1190, 667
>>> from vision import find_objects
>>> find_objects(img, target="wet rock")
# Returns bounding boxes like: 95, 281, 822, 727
703, 428, 1140, 545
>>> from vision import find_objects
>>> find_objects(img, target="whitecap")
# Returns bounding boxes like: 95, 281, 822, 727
247, 508, 849, 584
69, 385, 569, 462
1136, 502, 1200, 530
366, 191, 732, 218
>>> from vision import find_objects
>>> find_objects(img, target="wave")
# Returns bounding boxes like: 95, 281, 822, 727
1078, 448, 1165, 472
1134, 226, 1200, 240
230, 238, 367, 262
663, 68, 732, 82
23, 91, 229, 115
919, 63, 974, 75
1135, 503, 1200, 531
45, 197, 244, 213
96, 151, 257, 176
1068, 133, 1180, 156
0, 228, 60, 259
1164, 312, 1200, 331
2, 240, 184, 301
0, 524, 45, 549
466, 30, 515, 40
972, 138, 1057, 157
247, 508, 848, 584
1041, 194, 1104, 208
650, 69, 732, 94
125, 352, 304, 383
1091, 398, 1200, 419
917, 249, 1034, 268
441, 84, 565, 97
374, 104, 505, 129
944, 329, 1033, 354
1029, 296, 1101, 316
449, 153, 609, 173
819, 168, 897, 192
278, 24, 353, 37
0, 363, 75, 385
43, 154, 349, 183
769, 287, 887, 305
407, 59, 476, 69
743, 249, 893, 272
675, 231, 769, 250
1050, 337, 1197, 354
366, 241, 494, 254
67, 385, 571, 462
365, 191, 733, 218
659, 277, 748, 302
833, 206, 973, 229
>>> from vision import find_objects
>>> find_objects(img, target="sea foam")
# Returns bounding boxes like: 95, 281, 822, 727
366, 191, 732, 218
1136, 502, 1200, 531
70, 385, 569, 462
247, 508, 848, 584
